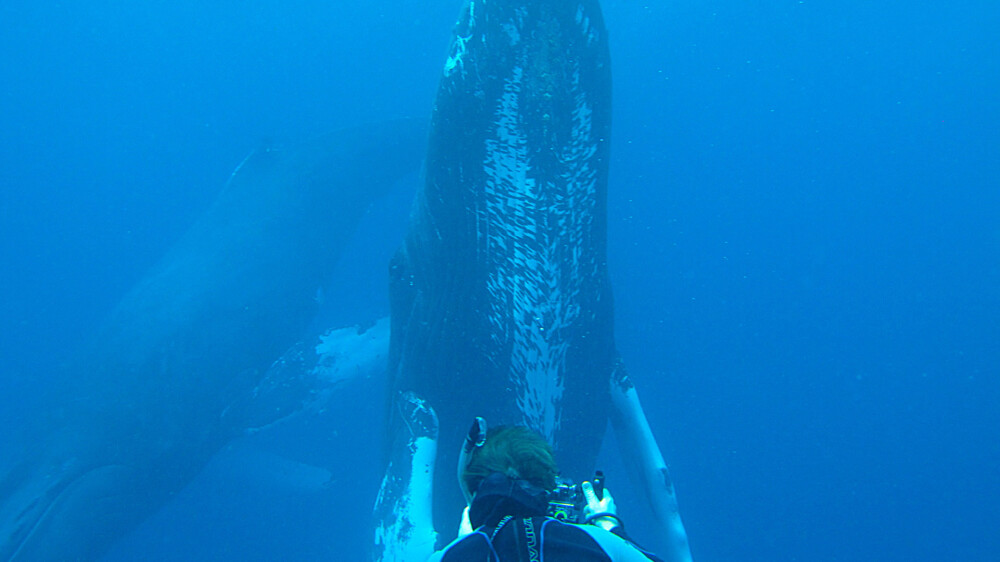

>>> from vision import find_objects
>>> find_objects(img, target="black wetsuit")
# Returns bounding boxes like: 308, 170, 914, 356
428, 474, 664, 562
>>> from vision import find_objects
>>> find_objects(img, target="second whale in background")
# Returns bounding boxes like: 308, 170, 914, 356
0, 119, 425, 562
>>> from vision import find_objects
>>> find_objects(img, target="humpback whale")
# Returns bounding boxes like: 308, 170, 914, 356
375, 1, 691, 561
0, 120, 424, 561
1, 2, 693, 559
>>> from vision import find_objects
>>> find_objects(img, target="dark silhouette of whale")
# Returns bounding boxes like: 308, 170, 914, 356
1, 1, 694, 560
0, 120, 424, 562
374, 1, 691, 561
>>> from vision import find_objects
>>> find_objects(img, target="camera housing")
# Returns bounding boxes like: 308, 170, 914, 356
546, 471, 605, 523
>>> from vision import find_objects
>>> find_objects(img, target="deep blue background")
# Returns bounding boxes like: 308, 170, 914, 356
1, 1, 997, 560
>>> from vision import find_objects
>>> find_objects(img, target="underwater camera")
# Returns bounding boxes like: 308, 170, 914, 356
546, 470, 605, 523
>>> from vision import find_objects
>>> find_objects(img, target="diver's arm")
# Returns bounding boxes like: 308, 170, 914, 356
577, 525, 667, 562
582, 481, 666, 562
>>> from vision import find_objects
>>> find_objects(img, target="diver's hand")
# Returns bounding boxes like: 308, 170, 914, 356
582, 481, 618, 531
458, 505, 474, 537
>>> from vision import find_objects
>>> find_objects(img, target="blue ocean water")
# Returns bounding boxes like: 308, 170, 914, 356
1, 1, 996, 560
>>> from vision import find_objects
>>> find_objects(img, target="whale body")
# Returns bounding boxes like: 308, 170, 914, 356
374, 2, 691, 560
0, 120, 424, 562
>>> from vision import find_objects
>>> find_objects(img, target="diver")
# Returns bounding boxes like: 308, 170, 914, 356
427, 419, 665, 562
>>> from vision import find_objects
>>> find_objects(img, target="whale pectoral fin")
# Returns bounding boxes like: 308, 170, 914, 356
373, 391, 439, 562
221, 318, 391, 435
609, 359, 693, 562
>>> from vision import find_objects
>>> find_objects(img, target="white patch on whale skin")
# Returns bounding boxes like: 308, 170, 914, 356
373, 393, 439, 562
575, 3, 598, 46
479, 60, 599, 445
444, 1, 476, 77
312, 317, 389, 385
373, 437, 438, 562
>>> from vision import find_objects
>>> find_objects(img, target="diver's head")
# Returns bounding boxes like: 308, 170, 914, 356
461, 425, 559, 500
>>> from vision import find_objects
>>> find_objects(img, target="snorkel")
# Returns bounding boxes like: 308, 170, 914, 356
457, 416, 487, 505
